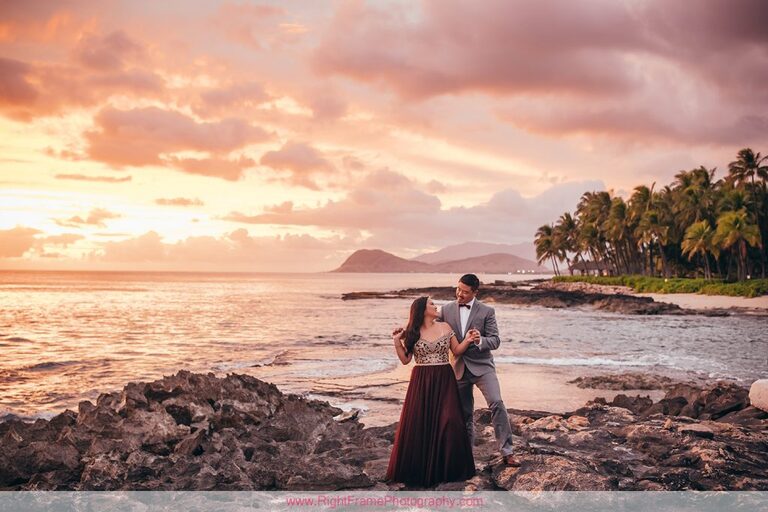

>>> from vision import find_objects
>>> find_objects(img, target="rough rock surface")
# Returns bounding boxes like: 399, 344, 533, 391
569, 372, 678, 390
749, 380, 768, 413
341, 282, 733, 316
0, 371, 391, 491
1, 373, 766, 491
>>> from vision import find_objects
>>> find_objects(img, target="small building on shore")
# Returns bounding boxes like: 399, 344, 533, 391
568, 260, 613, 276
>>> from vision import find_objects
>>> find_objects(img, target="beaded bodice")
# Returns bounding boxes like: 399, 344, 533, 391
413, 331, 454, 366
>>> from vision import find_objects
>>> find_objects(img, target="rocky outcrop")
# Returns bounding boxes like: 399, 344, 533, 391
0, 371, 391, 491
474, 381, 768, 491
750, 380, 768, 413
341, 281, 747, 316
1, 373, 766, 491
569, 372, 678, 390
342, 283, 693, 315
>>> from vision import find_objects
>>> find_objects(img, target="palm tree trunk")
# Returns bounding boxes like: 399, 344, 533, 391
659, 245, 669, 278
704, 253, 711, 279
739, 239, 748, 281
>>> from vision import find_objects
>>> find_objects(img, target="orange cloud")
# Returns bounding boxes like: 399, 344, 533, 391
225, 169, 603, 248
165, 156, 257, 181
0, 58, 38, 109
0, 1, 90, 43
94, 229, 353, 272
0, 226, 41, 257
55, 174, 132, 183
39, 233, 84, 247
155, 197, 204, 207
84, 106, 271, 178
54, 208, 121, 228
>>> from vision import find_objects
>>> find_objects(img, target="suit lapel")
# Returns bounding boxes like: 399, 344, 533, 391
466, 300, 481, 334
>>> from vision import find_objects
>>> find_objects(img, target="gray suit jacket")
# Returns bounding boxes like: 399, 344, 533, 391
439, 300, 500, 380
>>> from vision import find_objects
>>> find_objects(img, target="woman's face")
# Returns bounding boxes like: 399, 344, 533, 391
424, 298, 439, 318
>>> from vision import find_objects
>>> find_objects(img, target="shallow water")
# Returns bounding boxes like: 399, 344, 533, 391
0, 270, 765, 419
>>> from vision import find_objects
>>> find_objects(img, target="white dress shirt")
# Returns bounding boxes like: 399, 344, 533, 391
459, 298, 476, 337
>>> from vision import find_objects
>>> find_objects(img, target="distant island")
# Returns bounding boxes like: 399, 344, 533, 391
332, 245, 549, 274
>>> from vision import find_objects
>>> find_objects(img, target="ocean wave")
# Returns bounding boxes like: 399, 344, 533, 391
21, 361, 78, 372
494, 356, 662, 367
5, 336, 33, 343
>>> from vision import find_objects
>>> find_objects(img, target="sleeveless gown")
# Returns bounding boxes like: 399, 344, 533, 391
386, 330, 476, 487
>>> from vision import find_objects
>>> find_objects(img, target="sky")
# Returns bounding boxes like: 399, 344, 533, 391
1, 0, 766, 272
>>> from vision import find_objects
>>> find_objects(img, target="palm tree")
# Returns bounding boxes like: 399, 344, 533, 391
636, 209, 670, 277
554, 212, 581, 274
728, 148, 768, 190
682, 220, 716, 279
713, 209, 762, 281
576, 191, 613, 272
535, 224, 563, 276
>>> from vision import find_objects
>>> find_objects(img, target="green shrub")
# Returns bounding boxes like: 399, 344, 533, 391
552, 275, 768, 297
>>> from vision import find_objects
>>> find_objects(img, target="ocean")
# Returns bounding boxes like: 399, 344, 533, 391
1, 271, 765, 423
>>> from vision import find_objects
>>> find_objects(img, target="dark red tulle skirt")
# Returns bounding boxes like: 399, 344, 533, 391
386, 364, 475, 487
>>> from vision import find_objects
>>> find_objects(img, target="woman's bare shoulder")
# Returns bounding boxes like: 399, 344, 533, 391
435, 321, 454, 335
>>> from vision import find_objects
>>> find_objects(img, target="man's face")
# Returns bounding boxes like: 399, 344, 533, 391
456, 281, 477, 304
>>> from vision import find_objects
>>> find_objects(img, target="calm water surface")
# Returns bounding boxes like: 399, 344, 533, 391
0, 271, 765, 419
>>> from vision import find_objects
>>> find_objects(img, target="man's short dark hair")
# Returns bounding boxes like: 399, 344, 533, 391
459, 273, 480, 291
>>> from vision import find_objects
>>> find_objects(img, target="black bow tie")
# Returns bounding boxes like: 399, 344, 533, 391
459, 303, 471, 309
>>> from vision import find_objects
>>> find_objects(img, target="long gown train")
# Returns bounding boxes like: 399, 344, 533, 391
386, 332, 475, 487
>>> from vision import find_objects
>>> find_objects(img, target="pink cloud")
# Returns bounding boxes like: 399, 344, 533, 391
259, 141, 334, 189
212, 2, 302, 50
165, 155, 257, 181
0, 226, 42, 257
0, 58, 38, 109
0, 1, 91, 43
84, 107, 270, 178
225, 168, 603, 248
95, 229, 354, 272
100, 231, 166, 262
0, 57, 164, 121
313, 0, 644, 100
72, 30, 144, 71
308, 0, 768, 148
193, 82, 270, 117
303, 86, 348, 121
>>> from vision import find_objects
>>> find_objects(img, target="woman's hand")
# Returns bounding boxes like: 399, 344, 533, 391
392, 326, 411, 365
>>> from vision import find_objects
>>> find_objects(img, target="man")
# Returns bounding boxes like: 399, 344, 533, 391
439, 273, 518, 466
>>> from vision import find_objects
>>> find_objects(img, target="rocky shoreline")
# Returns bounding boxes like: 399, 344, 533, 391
341, 280, 761, 317
1, 371, 766, 491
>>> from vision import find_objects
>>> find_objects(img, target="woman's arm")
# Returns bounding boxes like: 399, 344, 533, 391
393, 330, 412, 365
449, 328, 474, 356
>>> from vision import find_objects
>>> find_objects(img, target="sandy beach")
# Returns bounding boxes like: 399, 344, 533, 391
314, 362, 668, 427
637, 292, 768, 311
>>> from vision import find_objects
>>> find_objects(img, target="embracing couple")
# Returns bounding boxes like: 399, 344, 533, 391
386, 273, 518, 488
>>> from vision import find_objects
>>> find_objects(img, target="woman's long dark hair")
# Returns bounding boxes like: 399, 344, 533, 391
403, 296, 428, 356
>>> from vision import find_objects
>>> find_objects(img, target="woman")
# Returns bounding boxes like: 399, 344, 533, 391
386, 296, 476, 487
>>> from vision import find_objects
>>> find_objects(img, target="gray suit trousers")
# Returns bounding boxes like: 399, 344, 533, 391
456, 367, 514, 456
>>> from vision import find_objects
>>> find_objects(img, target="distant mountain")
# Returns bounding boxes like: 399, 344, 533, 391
332, 249, 549, 274
331, 249, 433, 273
431, 253, 544, 273
413, 241, 538, 264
